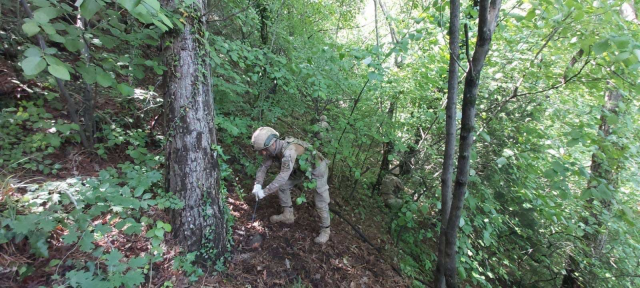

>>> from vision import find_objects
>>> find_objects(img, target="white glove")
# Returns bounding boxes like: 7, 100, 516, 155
253, 188, 265, 200
252, 184, 262, 193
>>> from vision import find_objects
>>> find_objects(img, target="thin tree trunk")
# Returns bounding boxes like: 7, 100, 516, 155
372, 102, 395, 194
588, 87, 621, 250
257, 0, 269, 45
78, 16, 95, 147
443, 1, 502, 287
163, 0, 228, 258
435, 0, 460, 286
19, 0, 90, 149
374, 0, 380, 50
377, 0, 402, 66
399, 125, 421, 176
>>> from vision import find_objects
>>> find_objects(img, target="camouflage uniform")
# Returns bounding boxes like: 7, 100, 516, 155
314, 115, 330, 140
380, 175, 404, 210
255, 137, 331, 230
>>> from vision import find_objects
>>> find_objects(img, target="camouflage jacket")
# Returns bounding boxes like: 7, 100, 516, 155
255, 137, 323, 195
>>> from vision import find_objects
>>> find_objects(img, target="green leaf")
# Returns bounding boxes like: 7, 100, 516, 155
105, 250, 123, 266
117, 0, 142, 11
122, 270, 145, 287
524, 8, 536, 21
44, 47, 57, 54
496, 157, 507, 166
24, 47, 42, 58
22, 21, 41, 37
614, 52, 630, 62
117, 83, 135, 96
123, 222, 143, 235
143, 0, 160, 12
21, 57, 47, 75
134, 187, 144, 197
159, 13, 173, 28
95, 224, 112, 235
32, 0, 52, 7
77, 65, 96, 84
64, 39, 82, 52
79, 233, 95, 252
420, 204, 429, 215
33, 7, 60, 23
48, 64, 71, 80
296, 193, 307, 205
96, 67, 114, 87
128, 256, 147, 268
44, 55, 66, 67
49, 259, 62, 267
479, 131, 490, 142
79, 0, 102, 19
567, 139, 580, 147
633, 49, 640, 61
62, 228, 81, 244
48, 33, 66, 43
593, 39, 610, 56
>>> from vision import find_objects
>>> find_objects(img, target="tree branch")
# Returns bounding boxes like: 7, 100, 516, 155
19, 0, 90, 149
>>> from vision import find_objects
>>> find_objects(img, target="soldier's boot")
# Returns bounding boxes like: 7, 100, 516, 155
314, 227, 330, 244
270, 207, 295, 224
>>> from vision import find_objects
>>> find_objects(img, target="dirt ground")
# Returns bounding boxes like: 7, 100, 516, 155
205, 190, 408, 287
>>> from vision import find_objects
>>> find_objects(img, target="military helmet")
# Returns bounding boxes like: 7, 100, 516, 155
390, 166, 400, 175
319, 115, 327, 122
251, 127, 279, 150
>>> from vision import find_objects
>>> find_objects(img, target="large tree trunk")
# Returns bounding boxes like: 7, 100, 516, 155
435, 0, 460, 286
443, 1, 502, 287
163, 0, 228, 259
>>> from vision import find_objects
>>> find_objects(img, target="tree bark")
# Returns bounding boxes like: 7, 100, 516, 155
399, 125, 421, 176
372, 101, 395, 194
257, 0, 269, 45
163, 0, 228, 259
443, 1, 502, 287
588, 87, 621, 251
377, 0, 402, 66
563, 87, 622, 286
435, 0, 460, 287
78, 16, 95, 147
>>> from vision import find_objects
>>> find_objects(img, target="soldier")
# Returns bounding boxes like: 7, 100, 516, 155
251, 127, 331, 244
314, 115, 331, 140
380, 168, 405, 211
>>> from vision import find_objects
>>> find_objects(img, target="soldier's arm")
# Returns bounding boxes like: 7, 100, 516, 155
264, 148, 297, 195
255, 156, 273, 186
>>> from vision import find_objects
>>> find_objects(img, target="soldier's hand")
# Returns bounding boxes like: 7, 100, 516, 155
252, 184, 262, 193
253, 188, 265, 200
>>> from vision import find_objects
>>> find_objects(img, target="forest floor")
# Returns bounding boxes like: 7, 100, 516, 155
2, 158, 408, 287
212, 188, 408, 287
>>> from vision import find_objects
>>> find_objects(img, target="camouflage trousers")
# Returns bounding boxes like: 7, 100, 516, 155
277, 160, 330, 227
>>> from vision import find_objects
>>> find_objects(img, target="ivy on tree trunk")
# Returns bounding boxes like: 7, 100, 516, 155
162, 0, 228, 260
